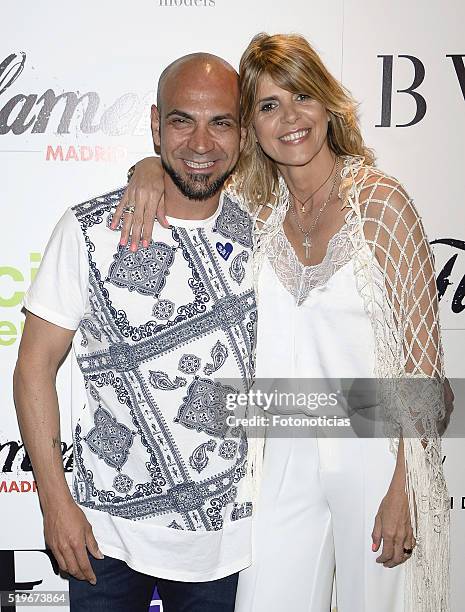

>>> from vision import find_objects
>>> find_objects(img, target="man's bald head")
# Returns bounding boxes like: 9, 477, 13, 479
151, 52, 245, 203
157, 53, 239, 110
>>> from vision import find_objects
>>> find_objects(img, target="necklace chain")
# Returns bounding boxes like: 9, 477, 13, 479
288, 155, 337, 213
289, 157, 340, 259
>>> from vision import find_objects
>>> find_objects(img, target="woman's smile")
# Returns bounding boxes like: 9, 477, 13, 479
278, 127, 311, 144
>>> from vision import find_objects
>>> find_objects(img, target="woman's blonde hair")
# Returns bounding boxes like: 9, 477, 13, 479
236, 32, 375, 206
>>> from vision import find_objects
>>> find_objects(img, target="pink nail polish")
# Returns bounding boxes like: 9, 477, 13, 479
372, 543, 377, 551
142, 240, 149, 248
120, 239, 127, 246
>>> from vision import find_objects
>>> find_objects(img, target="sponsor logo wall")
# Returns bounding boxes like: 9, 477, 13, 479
344, 2, 465, 607
1, 1, 463, 609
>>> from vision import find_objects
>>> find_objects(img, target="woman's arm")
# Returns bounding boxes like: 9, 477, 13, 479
111, 156, 168, 251
358, 171, 447, 567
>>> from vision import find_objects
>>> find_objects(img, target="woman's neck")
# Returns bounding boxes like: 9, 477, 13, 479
278, 144, 337, 201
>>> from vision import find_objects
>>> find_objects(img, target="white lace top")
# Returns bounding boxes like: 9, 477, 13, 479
266, 222, 353, 306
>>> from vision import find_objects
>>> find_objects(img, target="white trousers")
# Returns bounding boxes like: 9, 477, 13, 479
235, 431, 405, 612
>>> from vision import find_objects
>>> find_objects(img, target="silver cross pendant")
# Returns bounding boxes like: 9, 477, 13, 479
303, 234, 312, 259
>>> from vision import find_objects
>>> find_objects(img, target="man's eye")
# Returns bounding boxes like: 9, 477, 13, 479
171, 118, 188, 124
215, 121, 231, 127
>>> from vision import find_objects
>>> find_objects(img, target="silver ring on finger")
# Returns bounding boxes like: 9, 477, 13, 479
123, 205, 136, 214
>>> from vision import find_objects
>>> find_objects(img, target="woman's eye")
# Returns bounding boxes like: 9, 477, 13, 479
296, 94, 311, 101
260, 103, 276, 113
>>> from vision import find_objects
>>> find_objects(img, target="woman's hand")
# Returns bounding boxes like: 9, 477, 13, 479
110, 156, 168, 251
371, 439, 416, 570
372, 437, 416, 567
372, 482, 415, 568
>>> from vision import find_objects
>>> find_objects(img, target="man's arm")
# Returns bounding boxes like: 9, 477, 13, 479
14, 312, 103, 584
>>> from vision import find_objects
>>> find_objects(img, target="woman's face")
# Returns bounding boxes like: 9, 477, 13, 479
252, 73, 330, 167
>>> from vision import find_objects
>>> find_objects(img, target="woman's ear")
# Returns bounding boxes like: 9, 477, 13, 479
252, 124, 259, 143
239, 126, 247, 153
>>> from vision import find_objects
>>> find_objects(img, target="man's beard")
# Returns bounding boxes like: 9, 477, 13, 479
161, 157, 234, 201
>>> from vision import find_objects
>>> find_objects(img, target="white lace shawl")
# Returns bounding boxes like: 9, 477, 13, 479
228, 155, 450, 612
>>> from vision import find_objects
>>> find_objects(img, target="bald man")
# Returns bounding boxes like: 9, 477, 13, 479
14, 54, 256, 611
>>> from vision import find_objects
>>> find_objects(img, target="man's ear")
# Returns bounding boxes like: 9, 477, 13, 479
151, 104, 161, 153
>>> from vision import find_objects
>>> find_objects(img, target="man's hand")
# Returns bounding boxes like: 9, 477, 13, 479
43, 497, 103, 584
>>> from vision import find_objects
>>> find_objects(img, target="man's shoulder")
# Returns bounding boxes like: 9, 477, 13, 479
221, 186, 252, 217
71, 186, 126, 230
215, 190, 254, 249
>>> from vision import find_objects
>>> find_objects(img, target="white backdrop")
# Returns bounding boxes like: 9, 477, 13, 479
1, 1, 463, 610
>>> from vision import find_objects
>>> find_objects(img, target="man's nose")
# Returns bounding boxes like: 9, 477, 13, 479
187, 125, 215, 154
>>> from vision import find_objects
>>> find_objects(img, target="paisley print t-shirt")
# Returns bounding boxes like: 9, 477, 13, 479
23, 187, 257, 581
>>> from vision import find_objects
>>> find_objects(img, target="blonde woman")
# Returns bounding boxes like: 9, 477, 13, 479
111, 34, 449, 611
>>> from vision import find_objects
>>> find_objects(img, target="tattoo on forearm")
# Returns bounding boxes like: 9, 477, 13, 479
52, 436, 61, 449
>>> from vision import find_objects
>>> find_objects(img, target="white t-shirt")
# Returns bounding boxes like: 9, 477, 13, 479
24, 187, 257, 581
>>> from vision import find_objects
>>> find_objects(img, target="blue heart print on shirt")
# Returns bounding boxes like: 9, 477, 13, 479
216, 242, 233, 261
